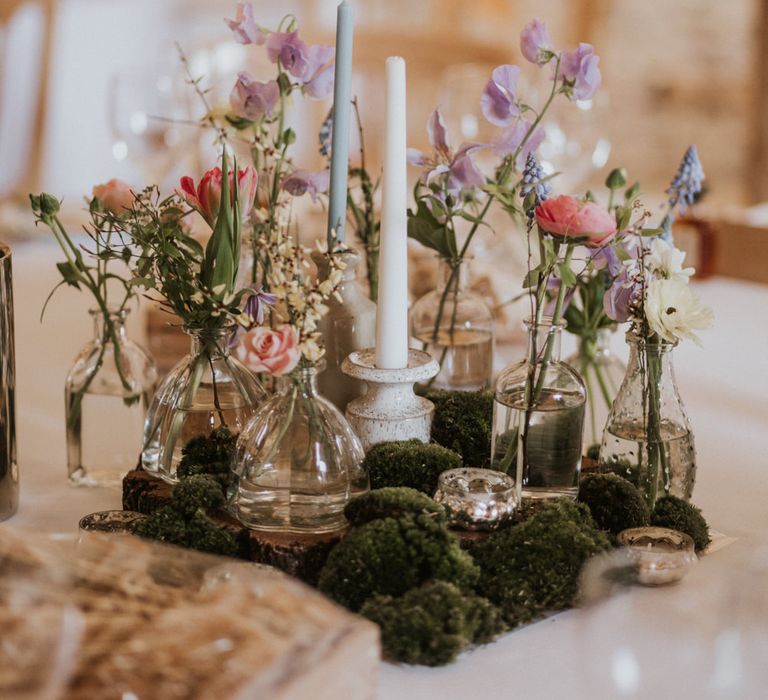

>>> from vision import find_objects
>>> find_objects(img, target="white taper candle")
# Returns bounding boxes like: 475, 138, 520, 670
375, 56, 409, 370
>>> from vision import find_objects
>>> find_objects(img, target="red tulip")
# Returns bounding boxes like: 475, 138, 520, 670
178, 165, 258, 227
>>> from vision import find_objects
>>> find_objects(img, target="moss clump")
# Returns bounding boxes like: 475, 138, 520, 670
363, 440, 462, 495
177, 427, 237, 489
472, 499, 611, 625
360, 581, 505, 666
425, 389, 494, 468
651, 495, 711, 552
344, 487, 446, 527
578, 473, 650, 535
318, 513, 479, 611
171, 474, 226, 517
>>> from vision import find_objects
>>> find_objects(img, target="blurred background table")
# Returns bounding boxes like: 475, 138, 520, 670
7, 236, 768, 699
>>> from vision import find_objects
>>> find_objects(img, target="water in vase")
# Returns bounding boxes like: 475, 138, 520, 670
491, 388, 585, 499
414, 327, 493, 391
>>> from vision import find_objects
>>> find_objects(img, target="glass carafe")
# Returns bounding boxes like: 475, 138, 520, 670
491, 318, 586, 500
232, 365, 368, 533
142, 324, 265, 483
565, 328, 626, 453
599, 332, 696, 508
66, 307, 156, 487
410, 257, 494, 391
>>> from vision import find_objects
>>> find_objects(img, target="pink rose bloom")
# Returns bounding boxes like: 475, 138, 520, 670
236, 324, 300, 376
535, 195, 617, 247
178, 165, 258, 227
92, 179, 135, 216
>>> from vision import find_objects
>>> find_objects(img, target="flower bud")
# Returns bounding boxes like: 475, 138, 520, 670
605, 168, 628, 189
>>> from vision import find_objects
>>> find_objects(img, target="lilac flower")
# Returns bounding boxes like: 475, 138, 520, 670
666, 145, 704, 216
520, 152, 550, 223
244, 287, 276, 325
560, 43, 601, 101
480, 65, 521, 127
407, 109, 486, 196
520, 19, 552, 66
225, 2, 265, 45
492, 118, 545, 167
302, 44, 335, 99
266, 31, 309, 78
281, 169, 331, 203
230, 72, 279, 120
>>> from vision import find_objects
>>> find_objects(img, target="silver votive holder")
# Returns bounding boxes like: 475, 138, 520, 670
78, 510, 146, 534
618, 526, 697, 586
434, 468, 517, 531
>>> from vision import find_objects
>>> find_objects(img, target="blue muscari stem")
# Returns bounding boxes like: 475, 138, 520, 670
663, 145, 704, 235
520, 153, 550, 223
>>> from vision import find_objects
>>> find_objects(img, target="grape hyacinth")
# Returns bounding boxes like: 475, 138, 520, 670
666, 145, 704, 215
520, 153, 550, 224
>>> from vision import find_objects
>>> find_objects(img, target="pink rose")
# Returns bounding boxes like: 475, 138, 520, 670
236, 324, 300, 376
92, 179, 135, 216
178, 164, 258, 227
535, 195, 617, 247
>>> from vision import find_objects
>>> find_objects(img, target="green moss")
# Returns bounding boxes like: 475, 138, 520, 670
360, 581, 505, 666
184, 510, 239, 557
133, 506, 188, 546
177, 427, 237, 489
425, 389, 494, 468
344, 487, 446, 526
578, 473, 650, 535
171, 474, 226, 517
318, 513, 479, 611
651, 495, 711, 552
472, 499, 611, 625
363, 440, 462, 495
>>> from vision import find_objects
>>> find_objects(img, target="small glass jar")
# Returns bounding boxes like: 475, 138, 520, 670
410, 257, 494, 391
66, 307, 156, 487
142, 324, 265, 483
491, 317, 586, 500
565, 327, 626, 452
434, 468, 517, 531
599, 332, 696, 508
232, 364, 368, 533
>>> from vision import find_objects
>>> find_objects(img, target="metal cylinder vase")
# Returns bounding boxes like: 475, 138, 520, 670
0, 242, 18, 519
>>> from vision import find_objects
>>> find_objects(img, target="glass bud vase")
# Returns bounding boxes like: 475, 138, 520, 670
142, 324, 265, 483
565, 328, 626, 453
66, 307, 157, 487
490, 318, 586, 500
599, 332, 696, 508
232, 364, 369, 533
410, 257, 494, 391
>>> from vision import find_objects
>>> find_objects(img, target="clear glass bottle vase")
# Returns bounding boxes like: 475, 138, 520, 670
490, 317, 586, 500
410, 257, 494, 391
565, 328, 626, 453
66, 307, 157, 486
142, 324, 265, 483
232, 364, 369, 533
599, 332, 696, 508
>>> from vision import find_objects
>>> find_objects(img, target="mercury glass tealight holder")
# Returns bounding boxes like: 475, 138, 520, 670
434, 468, 517, 531
618, 526, 697, 586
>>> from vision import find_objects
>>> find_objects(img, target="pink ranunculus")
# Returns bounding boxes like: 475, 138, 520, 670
92, 179, 135, 216
535, 195, 617, 247
236, 324, 300, 376
178, 164, 258, 227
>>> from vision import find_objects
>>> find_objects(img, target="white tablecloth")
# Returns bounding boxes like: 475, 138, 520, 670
7, 238, 768, 699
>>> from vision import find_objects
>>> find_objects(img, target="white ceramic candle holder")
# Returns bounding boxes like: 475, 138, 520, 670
341, 348, 439, 451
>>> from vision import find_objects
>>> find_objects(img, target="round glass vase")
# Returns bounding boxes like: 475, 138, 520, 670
410, 257, 494, 391
66, 307, 157, 487
565, 327, 626, 453
598, 332, 696, 509
490, 317, 586, 500
231, 364, 369, 533
142, 324, 265, 484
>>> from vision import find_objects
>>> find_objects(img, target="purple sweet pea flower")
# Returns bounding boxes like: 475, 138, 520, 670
225, 2, 265, 45
480, 65, 521, 127
491, 118, 545, 167
560, 43, 601, 101
281, 169, 330, 203
590, 245, 623, 277
266, 30, 309, 78
302, 44, 335, 99
230, 72, 279, 120
604, 267, 641, 323
245, 287, 276, 325
520, 18, 552, 66
447, 144, 486, 194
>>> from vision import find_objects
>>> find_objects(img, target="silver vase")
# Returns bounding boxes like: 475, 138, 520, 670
0, 242, 18, 519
